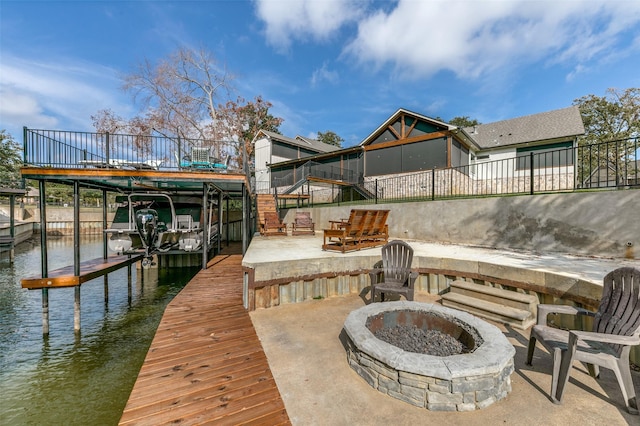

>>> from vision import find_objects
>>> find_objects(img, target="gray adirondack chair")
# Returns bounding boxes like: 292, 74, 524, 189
369, 240, 418, 302
526, 266, 640, 414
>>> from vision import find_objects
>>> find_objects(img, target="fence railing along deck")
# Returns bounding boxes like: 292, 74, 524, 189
22, 127, 243, 172
274, 138, 640, 206
21, 129, 639, 205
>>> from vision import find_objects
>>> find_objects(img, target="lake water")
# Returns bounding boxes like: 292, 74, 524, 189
0, 236, 199, 425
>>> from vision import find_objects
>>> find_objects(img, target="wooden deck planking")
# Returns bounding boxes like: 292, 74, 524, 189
119, 254, 290, 425
21, 254, 143, 289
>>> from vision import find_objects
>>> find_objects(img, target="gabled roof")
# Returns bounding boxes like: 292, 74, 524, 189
257, 130, 340, 153
465, 106, 585, 149
359, 108, 456, 146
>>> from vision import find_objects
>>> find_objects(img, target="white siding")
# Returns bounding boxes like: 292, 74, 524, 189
254, 136, 272, 193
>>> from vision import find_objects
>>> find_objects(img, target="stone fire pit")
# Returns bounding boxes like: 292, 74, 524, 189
342, 301, 515, 411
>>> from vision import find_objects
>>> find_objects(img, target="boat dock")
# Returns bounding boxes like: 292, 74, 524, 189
21, 254, 143, 288
119, 250, 290, 425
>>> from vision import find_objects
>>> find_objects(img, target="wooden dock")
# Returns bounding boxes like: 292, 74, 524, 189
21, 254, 143, 289
119, 253, 290, 425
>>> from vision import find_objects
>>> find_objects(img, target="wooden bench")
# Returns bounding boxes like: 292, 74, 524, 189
322, 209, 389, 253
291, 211, 315, 235
441, 280, 538, 329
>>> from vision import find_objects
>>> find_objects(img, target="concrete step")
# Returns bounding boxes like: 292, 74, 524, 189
449, 280, 538, 315
441, 292, 536, 330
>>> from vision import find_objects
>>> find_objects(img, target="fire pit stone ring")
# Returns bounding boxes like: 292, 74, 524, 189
343, 301, 515, 411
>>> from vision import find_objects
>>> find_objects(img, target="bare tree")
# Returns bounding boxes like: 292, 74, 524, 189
91, 48, 283, 170
122, 47, 234, 140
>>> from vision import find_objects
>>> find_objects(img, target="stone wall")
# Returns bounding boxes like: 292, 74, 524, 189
364, 167, 575, 199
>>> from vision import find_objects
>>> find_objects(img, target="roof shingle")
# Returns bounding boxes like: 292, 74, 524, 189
465, 106, 585, 149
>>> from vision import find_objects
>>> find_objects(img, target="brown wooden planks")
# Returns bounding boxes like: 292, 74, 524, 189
119, 254, 290, 425
21, 254, 143, 289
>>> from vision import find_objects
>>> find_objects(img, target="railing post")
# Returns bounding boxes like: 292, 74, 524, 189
177, 134, 182, 170
529, 152, 534, 195
375, 179, 378, 204
431, 167, 436, 201
105, 132, 110, 164
23, 127, 28, 165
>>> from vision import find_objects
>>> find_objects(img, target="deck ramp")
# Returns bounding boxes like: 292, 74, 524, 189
119, 254, 290, 425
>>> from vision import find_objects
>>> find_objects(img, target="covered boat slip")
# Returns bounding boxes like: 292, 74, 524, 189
19, 165, 250, 268
20, 165, 250, 335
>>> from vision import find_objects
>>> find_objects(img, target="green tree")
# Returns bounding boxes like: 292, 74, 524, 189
0, 130, 23, 188
317, 131, 343, 147
573, 87, 640, 146
215, 95, 283, 161
573, 88, 640, 186
449, 116, 481, 127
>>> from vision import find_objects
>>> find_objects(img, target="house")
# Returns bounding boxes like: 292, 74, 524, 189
253, 130, 340, 193
581, 159, 640, 188
258, 106, 585, 198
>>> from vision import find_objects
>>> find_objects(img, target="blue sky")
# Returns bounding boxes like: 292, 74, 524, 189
1, 0, 639, 147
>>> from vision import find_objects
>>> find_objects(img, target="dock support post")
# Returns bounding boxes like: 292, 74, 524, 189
202, 183, 209, 270
74, 286, 81, 333
39, 180, 50, 336
127, 264, 132, 304
73, 181, 80, 276
102, 190, 109, 304
42, 288, 49, 335
102, 189, 108, 260
9, 194, 16, 263
225, 197, 230, 247
73, 180, 81, 334
242, 184, 248, 255
104, 275, 109, 306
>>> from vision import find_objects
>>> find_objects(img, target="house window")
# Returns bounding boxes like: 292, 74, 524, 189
451, 139, 469, 168
516, 142, 574, 170
272, 142, 299, 159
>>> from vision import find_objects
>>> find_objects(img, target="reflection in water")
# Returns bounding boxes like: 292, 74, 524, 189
0, 236, 198, 425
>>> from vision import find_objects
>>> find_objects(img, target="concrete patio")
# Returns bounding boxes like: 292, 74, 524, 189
250, 292, 640, 425
246, 236, 640, 425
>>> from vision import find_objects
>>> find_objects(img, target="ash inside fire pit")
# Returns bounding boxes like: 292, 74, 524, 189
373, 324, 466, 356
365, 309, 483, 356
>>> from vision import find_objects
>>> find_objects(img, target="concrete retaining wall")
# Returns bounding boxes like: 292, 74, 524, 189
286, 190, 639, 260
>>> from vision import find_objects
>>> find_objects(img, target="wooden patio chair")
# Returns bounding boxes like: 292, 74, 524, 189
291, 211, 315, 236
322, 209, 369, 252
369, 240, 418, 302
262, 212, 287, 236
526, 266, 640, 414
363, 209, 389, 244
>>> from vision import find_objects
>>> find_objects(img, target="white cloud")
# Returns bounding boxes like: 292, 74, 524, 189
254, 0, 365, 52
345, 0, 640, 80
255, 0, 640, 80
311, 63, 339, 86
0, 88, 58, 133
0, 55, 130, 137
